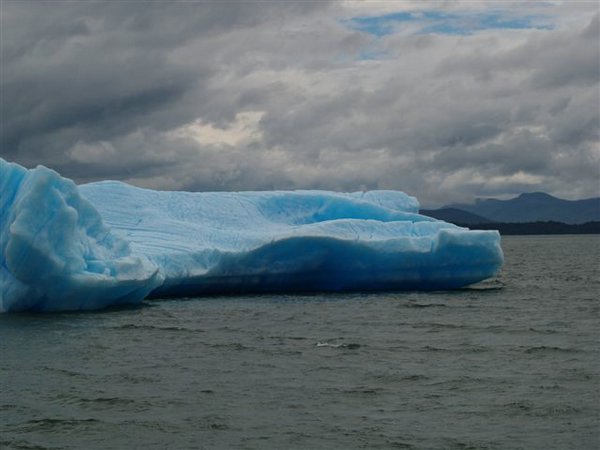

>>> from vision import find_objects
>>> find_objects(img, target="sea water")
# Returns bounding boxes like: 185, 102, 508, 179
1, 235, 598, 449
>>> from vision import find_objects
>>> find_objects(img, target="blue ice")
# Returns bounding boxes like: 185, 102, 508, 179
1, 158, 503, 312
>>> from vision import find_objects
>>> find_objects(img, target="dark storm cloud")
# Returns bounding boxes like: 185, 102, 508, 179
1, 0, 333, 166
0, 1, 598, 206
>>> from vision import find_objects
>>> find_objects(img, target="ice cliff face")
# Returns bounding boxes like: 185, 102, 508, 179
1, 158, 503, 312
0, 159, 161, 312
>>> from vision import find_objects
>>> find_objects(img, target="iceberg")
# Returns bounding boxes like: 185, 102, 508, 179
0, 158, 503, 312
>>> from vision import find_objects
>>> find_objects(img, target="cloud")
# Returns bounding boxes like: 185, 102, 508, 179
0, 1, 598, 207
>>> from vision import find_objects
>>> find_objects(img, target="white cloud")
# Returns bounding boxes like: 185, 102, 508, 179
172, 111, 264, 147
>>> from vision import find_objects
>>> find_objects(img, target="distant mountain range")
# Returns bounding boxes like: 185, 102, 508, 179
419, 208, 493, 225
421, 192, 600, 225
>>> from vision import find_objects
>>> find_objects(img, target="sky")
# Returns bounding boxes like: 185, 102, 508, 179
1, 0, 598, 207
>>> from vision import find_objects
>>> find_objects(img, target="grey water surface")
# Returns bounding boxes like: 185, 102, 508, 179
1, 235, 599, 450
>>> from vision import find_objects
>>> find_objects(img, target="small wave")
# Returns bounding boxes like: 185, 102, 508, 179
527, 327, 560, 334
402, 374, 429, 381
371, 373, 430, 383
422, 345, 487, 353
441, 438, 494, 450
427, 375, 489, 387
503, 402, 581, 417
405, 302, 447, 308
49, 393, 139, 408
186, 414, 230, 431
540, 405, 581, 416
342, 387, 383, 395
536, 383, 563, 391
22, 418, 100, 432
413, 322, 465, 330
78, 397, 136, 406
522, 346, 579, 354
112, 323, 204, 333
211, 342, 250, 351
503, 401, 534, 412
259, 335, 307, 341
316, 342, 361, 349
102, 372, 160, 384
0, 439, 56, 450
41, 366, 87, 379
423, 345, 448, 352
387, 441, 416, 449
